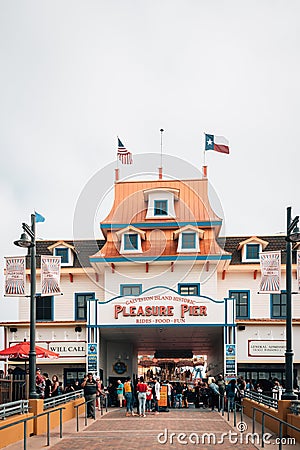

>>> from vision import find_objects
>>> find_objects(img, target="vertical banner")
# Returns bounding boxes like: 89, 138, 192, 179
41, 256, 61, 296
5, 256, 26, 296
259, 251, 281, 293
87, 343, 98, 373
224, 344, 236, 382
298, 251, 300, 292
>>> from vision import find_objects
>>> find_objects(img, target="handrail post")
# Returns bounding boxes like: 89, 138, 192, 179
233, 401, 236, 427
279, 422, 283, 450
23, 420, 27, 450
76, 406, 79, 432
47, 412, 50, 446
261, 413, 265, 448
60, 408, 63, 438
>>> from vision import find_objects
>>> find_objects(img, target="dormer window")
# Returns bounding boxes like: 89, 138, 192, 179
246, 244, 260, 260
238, 236, 269, 262
174, 226, 204, 253
54, 247, 70, 264
144, 188, 179, 219
182, 232, 196, 249
124, 233, 139, 251
47, 241, 75, 267
154, 200, 168, 216
116, 226, 145, 254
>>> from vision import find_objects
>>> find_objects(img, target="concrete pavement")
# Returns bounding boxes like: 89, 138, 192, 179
4, 406, 300, 449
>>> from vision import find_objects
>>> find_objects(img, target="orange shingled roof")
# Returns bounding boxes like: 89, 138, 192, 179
93, 228, 228, 259
101, 178, 221, 226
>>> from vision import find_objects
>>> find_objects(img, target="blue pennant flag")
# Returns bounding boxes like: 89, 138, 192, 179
35, 211, 45, 223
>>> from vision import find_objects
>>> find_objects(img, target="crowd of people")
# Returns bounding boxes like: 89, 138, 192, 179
35, 366, 285, 419
35, 368, 81, 399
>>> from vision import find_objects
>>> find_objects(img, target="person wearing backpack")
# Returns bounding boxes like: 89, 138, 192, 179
124, 376, 134, 416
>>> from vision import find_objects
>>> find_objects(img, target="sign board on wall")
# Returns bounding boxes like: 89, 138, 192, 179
38, 341, 86, 357
87, 343, 98, 372
248, 340, 285, 357
99, 294, 225, 326
225, 344, 236, 377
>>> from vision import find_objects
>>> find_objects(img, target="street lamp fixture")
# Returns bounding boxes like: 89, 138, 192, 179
14, 214, 39, 399
282, 206, 300, 400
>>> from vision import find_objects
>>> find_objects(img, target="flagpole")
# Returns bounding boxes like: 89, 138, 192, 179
203, 133, 207, 176
159, 129, 164, 179
115, 136, 120, 182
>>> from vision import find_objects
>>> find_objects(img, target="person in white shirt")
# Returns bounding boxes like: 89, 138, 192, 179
153, 377, 160, 414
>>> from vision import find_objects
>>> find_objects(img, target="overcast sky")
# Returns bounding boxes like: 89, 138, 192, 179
0, 1, 299, 320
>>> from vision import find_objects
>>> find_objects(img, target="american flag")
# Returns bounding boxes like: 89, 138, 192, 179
117, 137, 133, 164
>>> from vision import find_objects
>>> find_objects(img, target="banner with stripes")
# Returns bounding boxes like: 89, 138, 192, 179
297, 250, 300, 292
41, 256, 61, 296
259, 251, 281, 293
5, 256, 26, 296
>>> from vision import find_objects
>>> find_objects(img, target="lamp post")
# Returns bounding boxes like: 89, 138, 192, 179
282, 206, 300, 400
14, 213, 39, 399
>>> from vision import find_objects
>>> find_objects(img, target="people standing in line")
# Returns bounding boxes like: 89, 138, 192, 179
246, 379, 254, 391
35, 368, 45, 398
43, 373, 52, 399
153, 377, 161, 415
95, 378, 104, 411
166, 380, 172, 408
51, 375, 60, 397
175, 382, 183, 408
194, 382, 201, 408
81, 373, 97, 419
182, 383, 189, 408
237, 376, 246, 397
146, 384, 152, 412
73, 379, 81, 391
124, 376, 134, 416
209, 378, 220, 411
136, 376, 148, 417
217, 374, 226, 411
200, 382, 209, 408
116, 379, 124, 407
65, 383, 75, 393
107, 382, 114, 407
226, 379, 239, 412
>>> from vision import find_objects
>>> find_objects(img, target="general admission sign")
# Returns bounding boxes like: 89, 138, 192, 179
97, 291, 231, 326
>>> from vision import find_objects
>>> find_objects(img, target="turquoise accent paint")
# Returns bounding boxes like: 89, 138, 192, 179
90, 254, 231, 263
101, 221, 222, 229
120, 284, 142, 296
87, 323, 235, 328
99, 285, 225, 304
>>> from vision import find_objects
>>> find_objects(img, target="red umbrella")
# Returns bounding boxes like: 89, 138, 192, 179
0, 341, 59, 360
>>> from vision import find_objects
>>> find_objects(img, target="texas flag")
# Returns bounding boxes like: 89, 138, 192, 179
205, 134, 229, 154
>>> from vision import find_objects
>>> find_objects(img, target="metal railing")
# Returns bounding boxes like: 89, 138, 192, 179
74, 397, 96, 432
0, 400, 29, 420
73, 394, 108, 432
252, 406, 300, 450
218, 395, 244, 427
244, 390, 278, 409
43, 389, 84, 410
0, 406, 65, 450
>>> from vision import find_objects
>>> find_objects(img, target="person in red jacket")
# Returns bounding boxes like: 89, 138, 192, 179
136, 376, 148, 417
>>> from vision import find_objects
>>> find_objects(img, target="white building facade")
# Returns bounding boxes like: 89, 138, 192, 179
1, 173, 299, 390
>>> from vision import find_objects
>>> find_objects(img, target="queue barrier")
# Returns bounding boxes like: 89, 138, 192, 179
74, 395, 107, 432
0, 406, 65, 450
